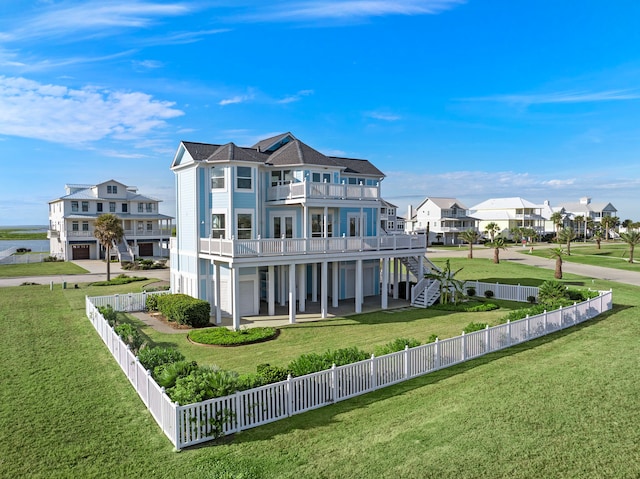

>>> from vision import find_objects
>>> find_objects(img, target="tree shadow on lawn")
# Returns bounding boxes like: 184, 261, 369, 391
212, 305, 631, 448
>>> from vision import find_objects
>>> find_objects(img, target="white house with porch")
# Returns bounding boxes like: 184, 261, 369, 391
48, 180, 173, 261
405, 197, 477, 245
169, 133, 439, 330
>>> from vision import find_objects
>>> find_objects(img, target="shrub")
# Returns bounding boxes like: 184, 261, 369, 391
137, 346, 185, 372
145, 294, 162, 312
527, 295, 537, 304
566, 288, 599, 302
43, 256, 60, 262
466, 287, 476, 297
426, 334, 438, 343
97, 305, 118, 327
288, 347, 369, 377
484, 290, 494, 299
188, 327, 277, 346
91, 275, 148, 286
538, 280, 567, 306
114, 323, 145, 354
430, 301, 498, 312
157, 294, 211, 328
255, 363, 291, 384
155, 360, 199, 389
463, 322, 488, 334
167, 366, 239, 405
374, 338, 421, 356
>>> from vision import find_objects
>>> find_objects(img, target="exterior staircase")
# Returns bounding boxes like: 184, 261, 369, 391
398, 255, 442, 308
114, 237, 134, 263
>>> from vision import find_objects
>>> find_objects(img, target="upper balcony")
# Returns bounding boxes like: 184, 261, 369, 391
267, 180, 380, 203
179, 233, 426, 260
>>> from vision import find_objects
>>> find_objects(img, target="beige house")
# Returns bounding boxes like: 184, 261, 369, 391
469, 197, 547, 239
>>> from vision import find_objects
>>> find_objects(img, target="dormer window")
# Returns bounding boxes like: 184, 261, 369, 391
107, 185, 117, 194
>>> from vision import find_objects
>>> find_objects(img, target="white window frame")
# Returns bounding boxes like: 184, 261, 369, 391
211, 210, 227, 239
235, 166, 253, 191
235, 209, 253, 240
211, 166, 226, 190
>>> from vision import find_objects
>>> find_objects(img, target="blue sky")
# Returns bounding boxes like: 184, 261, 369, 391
1, 0, 640, 225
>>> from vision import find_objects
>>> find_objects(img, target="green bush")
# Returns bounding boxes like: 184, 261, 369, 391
466, 287, 476, 297
137, 346, 185, 372
43, 256, 60, 262
155, 360, 199, 389
287, 347, 369, 377
97, 304, 118, 327
145, 294, 162, 312
91, 275, 148, 286
463, 322, 488, 334
527, 295, 537, 304
374, 338, 421, 356
484, 290, 495, 299
188, 327, 277, 346
255, 363, 291, 384
426, 334, 438, 343
114, 323, 145, 354
157, 294, 211, 328
430, 301, 498, 312
538, 280, 567, 306
167, 366, 239, 405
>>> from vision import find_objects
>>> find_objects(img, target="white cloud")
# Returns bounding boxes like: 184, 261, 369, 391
462, 89, 640, 106
4, 1, 193, 42
277, 89, 314, 104
366, 111, 401, 121
219, 94, 255, 106
543, 179, 576, 187
241, 0, 465, 22
0, 76, 183, 145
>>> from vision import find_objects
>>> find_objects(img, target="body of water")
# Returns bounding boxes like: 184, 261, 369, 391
0, 239, 49, 252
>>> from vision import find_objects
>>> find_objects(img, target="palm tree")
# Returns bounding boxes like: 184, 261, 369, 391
424, 259, 465, 304
557, 227, 577, 255
550, 212, 563, 240
574, 215, 584, 240
483, 222, 500, 242
487, 237, 507, 264
459, 228, 481, 259
619, 230, 640, 263
600, 216, 618, 240
94, 213, 124, 281
548, 247, 566, 279
593, 227, 603, 249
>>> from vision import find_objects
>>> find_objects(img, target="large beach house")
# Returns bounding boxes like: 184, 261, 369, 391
169, 133, 435, 330
48, 180, 173, 261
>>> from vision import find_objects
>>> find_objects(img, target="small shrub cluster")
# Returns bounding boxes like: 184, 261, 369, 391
188, 327, 277, 346
374, 337, 421, 356
288, 347, 370, 377
156, 294, 211, 328
122, 259, 168, 270
43, 256, 61, 262
91, 274, 148, 286
466, 287, 476, 297
463, 322, 489, 334
138, 346, 185, 372
97, 305, 118, 327
484, 290, 495, 299
430, 301, 499, 312
114, 323, 145, 354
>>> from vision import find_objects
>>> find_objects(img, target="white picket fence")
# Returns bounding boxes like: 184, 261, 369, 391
85, 285, 613, 450
0, 252, 51, 264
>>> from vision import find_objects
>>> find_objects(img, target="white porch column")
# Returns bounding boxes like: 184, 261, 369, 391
355, 259, 363, 313
312, 263, 318, 302
393, 258, 399, 299
418, 254, 424, 279
321, 261, 328, 318
405, 260, 410, 300
381, 258, 389, 310
268, 265, 275, 316
289, 263, 296, 324
214, 261, 221, 325
231, 266, 240, 331
298, 263, 306, 313
332, 261, 339, 308
279, 265, 286, 306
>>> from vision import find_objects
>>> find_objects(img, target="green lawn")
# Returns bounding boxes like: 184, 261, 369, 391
1, 261, 639, 478
0, 227, 47, 240
522, 242, 640, 271
0, 261, 89, 278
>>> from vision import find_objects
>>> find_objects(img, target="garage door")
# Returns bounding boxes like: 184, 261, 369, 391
138, 243, 154, 257
72, 245, 90, 260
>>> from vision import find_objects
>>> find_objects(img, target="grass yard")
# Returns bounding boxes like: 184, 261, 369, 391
1, 260, 639, 478
0, 261, 89, 278
521, 242, 640, 271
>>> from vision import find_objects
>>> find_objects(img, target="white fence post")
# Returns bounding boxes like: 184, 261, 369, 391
286, 375, 293, 417
543, 310, 548, 333
461, 332, 466, 361
404, 345, 410, 378
484, 325, 490, 352
434, 337, 440, 369
507, 320, 512, 346
331, 364, 337, 403
370, 354, 377, 390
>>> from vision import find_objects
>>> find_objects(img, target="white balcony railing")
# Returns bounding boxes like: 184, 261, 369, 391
267, 180, 379, 202
63, 229, 171, 238
196, 234, 426, 258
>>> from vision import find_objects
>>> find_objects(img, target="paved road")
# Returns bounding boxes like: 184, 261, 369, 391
0, 260, 170, 288
427, 243, 640, 287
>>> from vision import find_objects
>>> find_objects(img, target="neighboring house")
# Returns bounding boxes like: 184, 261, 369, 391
48, 180, 173, 261
557, 197, 617, 226
469, 197, 546, 239
406, 197, 477, 245
169, 132, 431, 329
380, 199, 405, 234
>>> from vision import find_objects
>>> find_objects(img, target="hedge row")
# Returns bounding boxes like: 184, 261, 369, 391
154, 294, 211, 328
